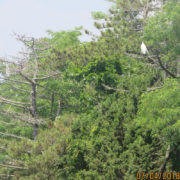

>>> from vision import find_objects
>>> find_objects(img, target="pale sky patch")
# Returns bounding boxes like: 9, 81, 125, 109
0, 0, 112, 56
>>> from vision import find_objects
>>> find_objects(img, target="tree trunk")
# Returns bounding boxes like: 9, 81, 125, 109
159, 144, 171, 179
164, 71, 168, 79
33, 123, 38, 138
31, 83, 38, 139
50, 93, 54, 120
56, 99, 61, 117
177, 56, 180, 77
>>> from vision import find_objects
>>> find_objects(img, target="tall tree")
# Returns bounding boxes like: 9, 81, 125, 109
0, 34, 61, 140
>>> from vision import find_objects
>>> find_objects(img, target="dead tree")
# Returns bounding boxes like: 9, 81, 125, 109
0, 34, 61, 139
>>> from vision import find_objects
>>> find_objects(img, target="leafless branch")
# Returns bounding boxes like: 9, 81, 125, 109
0, 110, 43, 125
35, 72, 61, 81
0, 132, 24, 139
0, 120, 31, 127
1, 33, 62, 138
159, 144, 171, 178
36, 83, 61, 96
0, 77, 31, 85
0, 101, 29, 110
156, 51, 177, 78
37, 95, 51, 101
0, 96, 30, 105
18, 71, 34, 84
34, 46, 52, 51
0, 120, 16, 126
102, 83, 128, 92
146, 86, 163, 92
0, 146, 7, 151
0, 58, 20, 66
0, 163, 28, 170
12, 85, 30, 93
126, 50, 177, 78
0, 174, 14, 177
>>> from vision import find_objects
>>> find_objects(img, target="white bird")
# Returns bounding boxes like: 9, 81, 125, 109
141, 42, 148, 54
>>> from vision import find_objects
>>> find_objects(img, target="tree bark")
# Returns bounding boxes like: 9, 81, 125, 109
56, 99, 61, 117
31, 83, 38, 139
177, 56, 180, 77
50, 93, 54, 120
159, 144, 171, 179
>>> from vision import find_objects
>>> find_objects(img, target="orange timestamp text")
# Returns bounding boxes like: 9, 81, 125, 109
137, 172, 180, 180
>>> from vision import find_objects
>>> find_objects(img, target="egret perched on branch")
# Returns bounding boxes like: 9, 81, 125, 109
141, 42, 148, 54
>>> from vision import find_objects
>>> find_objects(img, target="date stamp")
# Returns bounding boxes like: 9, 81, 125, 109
137, 172, 180, 180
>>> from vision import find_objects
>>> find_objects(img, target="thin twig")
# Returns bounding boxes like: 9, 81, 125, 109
0, 163, 28, 170
0, 132, 24, 139
102, 83, 128, 92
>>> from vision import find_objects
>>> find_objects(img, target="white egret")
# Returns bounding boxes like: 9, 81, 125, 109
141, 42, 148, 54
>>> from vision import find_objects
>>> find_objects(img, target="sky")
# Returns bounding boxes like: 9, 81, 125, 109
0, 0, 112, 57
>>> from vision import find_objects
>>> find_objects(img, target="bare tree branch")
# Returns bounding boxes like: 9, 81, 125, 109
146, 86, 163, 92
0, 96, 30, 105
159, 144, 171, 179
0, 146, 7, 151
36, 83, 61, 96
126, 50, 177, 78
35, 72, 61, 81
0, 34, 62, 139
0, 58, 20, 66
0, 163, 28, 170
0, 110, 43, 125
0, 120, 17, 126
156, 51, 177, 78
0, 101, 29, 110
12, 85, 30, 93
0, 174, 14, 177
0, 77, 31, 85
0, 120, 31, 127
0, 132, 24, 139
102, 83, 128, 92
18, 71, 34, 84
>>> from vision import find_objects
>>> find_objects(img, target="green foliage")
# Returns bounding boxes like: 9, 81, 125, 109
0, 0, 179, 179
136, 79, 180, 143
144, 0, 180, 74
91, 11, 108, 20
69, 55, 122, 89
47, 28, 82, 49
120, 79, 180, 179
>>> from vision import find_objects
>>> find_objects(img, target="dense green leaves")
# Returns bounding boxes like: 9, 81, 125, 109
0, 0, 179, 179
